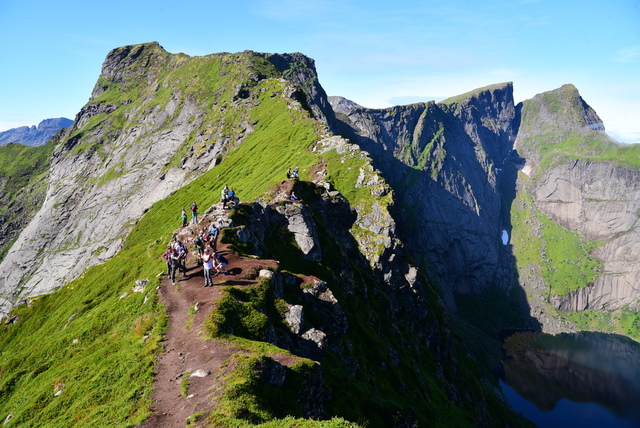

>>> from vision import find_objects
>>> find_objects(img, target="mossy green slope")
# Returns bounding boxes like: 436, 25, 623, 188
0, 68, 329, 426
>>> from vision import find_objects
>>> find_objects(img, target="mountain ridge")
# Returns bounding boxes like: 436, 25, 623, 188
0, 118, 73, 146
0, 42, 639, 426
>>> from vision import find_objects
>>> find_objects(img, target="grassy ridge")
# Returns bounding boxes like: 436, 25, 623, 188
0, 244, 165, 426
0, 48, 525, 426
0, 73, 322, 426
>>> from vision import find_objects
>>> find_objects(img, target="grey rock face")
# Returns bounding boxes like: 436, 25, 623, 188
538, 161, 640, 311
332, 83, 518, 307
284, 304, 304, 334
275, 203, 322, 261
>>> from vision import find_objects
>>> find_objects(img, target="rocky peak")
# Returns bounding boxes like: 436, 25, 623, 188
91, 42, 170, 99
331, 82, 521, 309
439, 81, 517, 165
515, 84, 606, 164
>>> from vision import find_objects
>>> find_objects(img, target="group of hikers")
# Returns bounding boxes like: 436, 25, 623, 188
164, 185, 238, 287
165, 171, 301, 287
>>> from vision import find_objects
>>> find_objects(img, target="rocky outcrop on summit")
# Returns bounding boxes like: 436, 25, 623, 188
0, 43, 336, 316
0, 118, 73, 147
259, 52, 338, 134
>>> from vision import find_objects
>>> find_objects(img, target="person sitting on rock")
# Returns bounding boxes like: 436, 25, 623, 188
213, 251, 229, 275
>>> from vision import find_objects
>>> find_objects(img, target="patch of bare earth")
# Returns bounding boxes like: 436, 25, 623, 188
139, 205, 305, 427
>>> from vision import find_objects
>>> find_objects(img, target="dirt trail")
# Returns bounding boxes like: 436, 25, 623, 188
139, 208, 278, 427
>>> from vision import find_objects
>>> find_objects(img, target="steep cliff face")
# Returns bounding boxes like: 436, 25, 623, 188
513, 85, 640, 313
331, 83, 520, 310
0, 42, 335, 317
332, 81, 640, 333
0, 140, 56, 263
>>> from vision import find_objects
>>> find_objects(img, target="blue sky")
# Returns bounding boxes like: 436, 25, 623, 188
1, 0, 639, 143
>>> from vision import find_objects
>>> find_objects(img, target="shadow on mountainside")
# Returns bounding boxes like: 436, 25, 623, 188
333, 109, 542, 343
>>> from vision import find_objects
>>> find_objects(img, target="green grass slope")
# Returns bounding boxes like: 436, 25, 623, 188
0, 74, 333, 427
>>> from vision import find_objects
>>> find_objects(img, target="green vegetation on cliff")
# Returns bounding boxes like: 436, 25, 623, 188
510, 183, 602, 298
510, 83, 640, 341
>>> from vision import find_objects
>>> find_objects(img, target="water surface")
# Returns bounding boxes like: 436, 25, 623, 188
500, 331, 640, 427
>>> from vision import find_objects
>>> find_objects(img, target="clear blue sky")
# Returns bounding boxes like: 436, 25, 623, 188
1, 0, 639, 143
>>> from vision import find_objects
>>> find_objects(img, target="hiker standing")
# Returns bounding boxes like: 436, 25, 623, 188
194, 233, 205, 265
208, 223, 219, 251
169, 250, 186, 284
181, 208, 188, 227
201, 249, 214, 287
190, 202, 198, 224
161, 245, 172, 275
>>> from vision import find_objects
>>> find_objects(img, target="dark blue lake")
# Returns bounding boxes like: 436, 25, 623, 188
500, 331, 640, 427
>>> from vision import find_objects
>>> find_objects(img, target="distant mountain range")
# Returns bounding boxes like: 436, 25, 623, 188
0, 117, 73, 146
